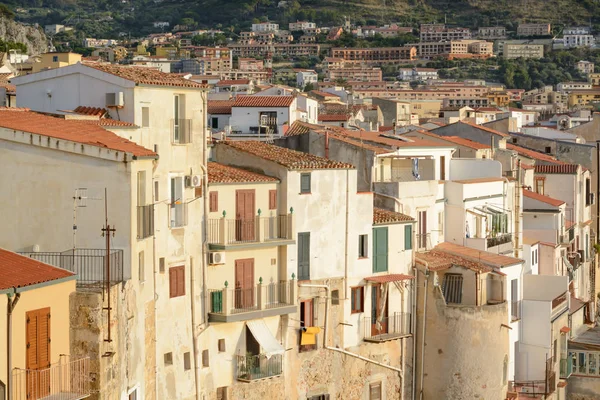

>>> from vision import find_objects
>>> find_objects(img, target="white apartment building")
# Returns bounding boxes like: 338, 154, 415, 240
296, 69, 318, 89
229, 95, 298, 136
11, 63, 209, 399
252, 22, 280, 32
564, 34, 595, 48
289, 21, 316, 31
398, 67, 439, 81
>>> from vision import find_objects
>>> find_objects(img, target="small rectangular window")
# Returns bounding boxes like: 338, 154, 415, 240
184, 352, 191, 370
359, 234, 368, 258
138, 251, 145, 283
128, 389, 138, 400
300, 173, 311, 194
154, 181, 159, 202
209, 191, 218, 212
404, 225, 413, 250
164, 352, 173, 365
202, 349, 209, 367
351, 287, 364, 313
369, 382, 382, 400
216, 387, 228, 400
159, 257, 165, 273
169, 266, 185, 298
52, 56, 58, 62
442, 274, 463, 304
142, 107, 150, 127
218, 339, 226, 352
331, 289, 340, 305
211, 117, 219, 129
269, 190, 277, 209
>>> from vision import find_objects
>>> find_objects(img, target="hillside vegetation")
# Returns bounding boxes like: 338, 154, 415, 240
1, 0, 600, 39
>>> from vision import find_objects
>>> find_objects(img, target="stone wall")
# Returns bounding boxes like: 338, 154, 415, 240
567, 376, 600, 400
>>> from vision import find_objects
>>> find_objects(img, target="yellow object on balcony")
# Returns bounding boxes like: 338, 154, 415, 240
301, 327, 321, 345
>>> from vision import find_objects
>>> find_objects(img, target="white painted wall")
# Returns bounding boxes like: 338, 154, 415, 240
230, 104, 296, 135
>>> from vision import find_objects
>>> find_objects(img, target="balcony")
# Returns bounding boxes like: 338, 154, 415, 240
18, 249, 123, 289
363, 312, 412, 342
207, 214, 295, 250
416, 233, 432, 251
12, 355, 90, 400
235, 354, 283, 382
137, 204, 154, 239
560, 356, 573, 379
171, 118, 192, 144
208, 280, 297, 322
486, 233, 513, 253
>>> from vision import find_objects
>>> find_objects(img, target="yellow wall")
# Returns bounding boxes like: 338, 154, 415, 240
207, 181, 280, 220
0, 279, 76, 385
32, 53, 82, 73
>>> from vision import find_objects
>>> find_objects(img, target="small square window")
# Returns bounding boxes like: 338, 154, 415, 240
359, 234, 368, 258
202, 349, 209, 367
300, 173, 311, 194
164, 352, 173, 365
184, 352, 191, 370
331, 290, 340, 305
52, 56, 58, 62
218, 339, 226, 352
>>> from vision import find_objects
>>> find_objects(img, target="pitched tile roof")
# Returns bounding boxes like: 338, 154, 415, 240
0, 248, 75, 290
373, 207, 414, 224
0, 108, 156, 158
318, 114, 349, 122
534, 164, 579, 174
285, 121, 314, 136
415, 130, 489, 150
208, 100, 235, 115
207, 161, 279, 184
216, 79, 250, 86
309, 90, 339, 98
521, 163, 534, 170
445, 121, 511, 137
73, 106, 108, 117
364, 273, 415, 283
523, 189, 565, 207
85, 63, 208, 89
232, 95, 295, 108
79, 118, 138, 127
506, 143, 568, 165
435, 242, 523, 268
219, 140, 355, 170
416, 251, 493, 273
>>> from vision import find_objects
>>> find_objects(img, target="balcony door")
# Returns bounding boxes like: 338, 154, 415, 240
235, 258, 255, 309
26, 308, 51, 400
236, 189, 255, 241
371, 284, 388, 336
418, 210, 427, 249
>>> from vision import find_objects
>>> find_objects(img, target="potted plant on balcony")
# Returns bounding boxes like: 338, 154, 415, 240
238, 352, 258, 380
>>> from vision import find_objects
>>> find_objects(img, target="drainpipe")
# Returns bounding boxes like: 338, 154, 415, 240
152, 225, 159, 400
344, 170, 350, 300
298, 283, 403, 373
411, 222, 417, 400
7, 289, 21, 400
415, 258, 430, 400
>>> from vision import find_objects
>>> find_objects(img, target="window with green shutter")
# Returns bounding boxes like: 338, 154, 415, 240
298, 232, 311, 280
300, 173, 311, 194
211, 291, 222, 313
404, 225, 412, 250
372, 227, 388, 273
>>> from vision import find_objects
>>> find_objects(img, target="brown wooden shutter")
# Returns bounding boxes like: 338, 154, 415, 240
26, 310, 38, 370
209, 191, 218, 212
269, 190, 277, 210
177, 267, 185, 296
169, 268, 177, 298
38, 308, 51, 368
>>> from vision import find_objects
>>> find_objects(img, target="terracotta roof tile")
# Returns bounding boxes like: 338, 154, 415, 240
373, 207, 414, 224
416, 251, 493, 273
207, 162, 279, 184
232, 95, 295, 108
216, 79, 250, 86
415, 130, 489, 150
534, 164, 578, 174
446, 121, 511, 137
521, 163, 534, 170
309, 90, 339, 98
0, 108, 156, 158
318, 114, 349, 122
79, 118, 138, 128
364, 274, 415, 283
208, 100, 235, 115
219, 140, 355, 170
85, 63, 208, 89
73, 106, 108, 117
428, 242, 523, 269
285, 121, 315, 136
523, 189, 565, 207
0, 248, 75, 290
506, 143, 568, 165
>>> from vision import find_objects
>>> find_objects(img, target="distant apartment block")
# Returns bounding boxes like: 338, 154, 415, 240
252, 22, 280, 32
82, 38, 119, 48
564, 26, 592, 35
564, 34, 595, 48
409, 40, 493, 59
330, 47, 417, 65
589, 72, 600, 85
238, 58, 264, 71
289, 21, 316, 31
477, 26, 507, 39
577, 60, 595, 75
229, 43, 320, 58
517, 23, 551, 37
398, 67, 439, 81
44, 24, 73, 35
327, 67, 383, 82
557, 82, 593, 92
503, 43, 544, 59
419, 23, 472, 42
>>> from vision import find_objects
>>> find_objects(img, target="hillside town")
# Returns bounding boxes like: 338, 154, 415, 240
2, 14, 600, 400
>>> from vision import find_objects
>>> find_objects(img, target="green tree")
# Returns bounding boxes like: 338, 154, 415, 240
0, 3, 14, 19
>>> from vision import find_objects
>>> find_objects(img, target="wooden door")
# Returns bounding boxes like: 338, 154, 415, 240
26, 308, 51, 400
372, 227, 388, 273
418, 210, 427, 249
371, 284, 388, 336
440, 156, 446, 180
235, 259, 255, 309
236, 189, 256, 241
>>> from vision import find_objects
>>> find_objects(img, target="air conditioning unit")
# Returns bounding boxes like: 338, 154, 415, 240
185, 174, 202, 188
209, 252, 226, 265
105, 91, 125, 107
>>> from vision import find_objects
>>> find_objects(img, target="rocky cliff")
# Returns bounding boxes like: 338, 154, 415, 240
0, 16, 48, 55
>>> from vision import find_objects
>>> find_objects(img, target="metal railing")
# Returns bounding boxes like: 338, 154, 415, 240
209, 281, 293, 315
487, 233, 512, 248
511, 300, 521, 321
228, 218, 257, 243
363, 312, 412, 341
18, 249, 123, 287
137, 204, 154, 239
12, 355, 90, 400
171, 118, 192, 144
416, 233, 431, 251
235, 354, 283, 382
170, 202, 188, 228
509, 380, 547, 397
263, 215, 289, 241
